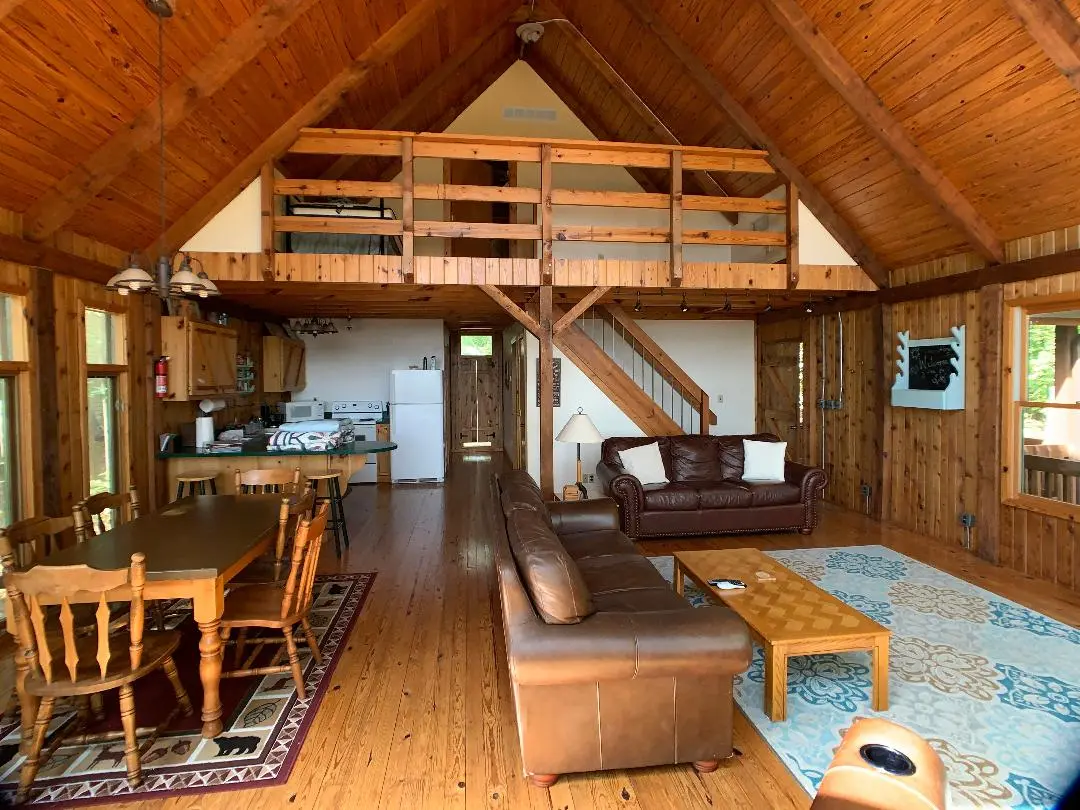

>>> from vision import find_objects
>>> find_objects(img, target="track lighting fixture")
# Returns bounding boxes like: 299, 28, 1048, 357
634, 291, 642, 313
680, 295, 689, 313
804, 296, 814, 314
722, 295, 732, 313
764, 296, 773, 313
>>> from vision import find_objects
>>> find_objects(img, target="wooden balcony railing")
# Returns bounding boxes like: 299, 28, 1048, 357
268, 128, 795, 287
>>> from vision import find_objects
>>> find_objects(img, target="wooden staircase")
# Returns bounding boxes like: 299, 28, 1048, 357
552, 303, 717, 436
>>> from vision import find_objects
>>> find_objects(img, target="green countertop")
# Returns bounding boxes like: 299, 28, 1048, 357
158, 439, 396, 460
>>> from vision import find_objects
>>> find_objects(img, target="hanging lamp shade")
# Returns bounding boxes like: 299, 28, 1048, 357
195, 272, 220, 298
106, 256, 157, 296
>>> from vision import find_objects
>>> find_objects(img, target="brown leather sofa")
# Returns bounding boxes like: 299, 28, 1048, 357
492, 470, 751, 787
597, 434, 828, 539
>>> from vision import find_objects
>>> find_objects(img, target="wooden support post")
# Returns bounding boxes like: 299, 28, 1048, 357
539, 285, 555, 500
866, 303, 885, 519
541, 144, 553, 286
31, 268, 59, 517
402, 136, 415, 281
786, 182, 799, 289
260, 162, 275, 281
670, 150, 683, 286
699, 390, 709, 435
442, 159, 452, 258
976, 283, 1004, 563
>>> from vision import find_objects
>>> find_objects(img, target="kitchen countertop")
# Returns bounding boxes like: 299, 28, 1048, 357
158, 439, 396, 460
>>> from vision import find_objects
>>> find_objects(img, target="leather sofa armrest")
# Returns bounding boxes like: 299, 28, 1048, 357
596, 461, 644, 536
508, 607, 751, 686
785, 461, 828, 499
547, 498, 620, 534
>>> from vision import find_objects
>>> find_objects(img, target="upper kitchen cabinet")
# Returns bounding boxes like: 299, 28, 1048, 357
161, 316, 238, 400
263, 336, 307, 393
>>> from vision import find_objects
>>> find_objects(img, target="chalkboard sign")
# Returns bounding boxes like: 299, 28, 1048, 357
909, 344, 958, 391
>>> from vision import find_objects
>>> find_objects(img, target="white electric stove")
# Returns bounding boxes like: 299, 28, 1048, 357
331, 400, 385, 484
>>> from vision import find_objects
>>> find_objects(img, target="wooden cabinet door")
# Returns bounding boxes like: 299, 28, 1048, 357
376, 423, 391, 482
189, 324, 237, 395
282, 341, 306, 391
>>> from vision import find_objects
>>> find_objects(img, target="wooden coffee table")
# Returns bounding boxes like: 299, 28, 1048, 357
674, 548, 890, 722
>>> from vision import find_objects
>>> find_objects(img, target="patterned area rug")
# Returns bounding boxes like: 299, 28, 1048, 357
650, 547, 1080, 809
0, 573, 374, 806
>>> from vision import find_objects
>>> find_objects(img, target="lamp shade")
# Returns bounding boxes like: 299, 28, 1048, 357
556, 410, 603, 444
106, 259, 157, 296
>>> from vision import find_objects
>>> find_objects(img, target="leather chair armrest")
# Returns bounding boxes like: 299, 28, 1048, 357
547, 498, 620, 534
596, 461, 644, 536
785, 461, 828, 499
508, 607, 751, 686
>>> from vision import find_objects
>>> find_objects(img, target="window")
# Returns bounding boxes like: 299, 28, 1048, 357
0, 294, 14, 361
0, 375, 16, 526
460, 334, 493, 357
1005, 301, 1080, 514
84, 308, 126, 499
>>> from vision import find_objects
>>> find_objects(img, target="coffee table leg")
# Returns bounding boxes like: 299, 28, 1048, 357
763, 645, 788, 721
674, 559, 684, 596
872, 636, 890, 711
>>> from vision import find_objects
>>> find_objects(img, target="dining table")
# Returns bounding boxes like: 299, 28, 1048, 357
9, 494, 285, 746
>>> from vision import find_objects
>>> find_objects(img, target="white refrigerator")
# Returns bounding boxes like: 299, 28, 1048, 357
390, 369, 445, 483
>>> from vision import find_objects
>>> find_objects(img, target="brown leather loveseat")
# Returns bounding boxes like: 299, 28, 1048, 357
492, 470, 751, 787
597, 434, 828, 539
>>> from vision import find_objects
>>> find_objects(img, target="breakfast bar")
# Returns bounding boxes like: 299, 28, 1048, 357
158, 440, 397, 495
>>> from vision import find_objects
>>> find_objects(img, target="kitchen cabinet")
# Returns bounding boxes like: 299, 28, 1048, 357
161, 317, 238, 401
263, 336, 307, 393
376, 422, 391, 482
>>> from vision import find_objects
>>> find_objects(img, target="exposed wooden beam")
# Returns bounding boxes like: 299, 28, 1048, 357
617, 0, 891, 288
526, 55, 671, 197
542, 11, 738, 225
479, 285, 543, 338
322, 1, 521, 181
553, 286, 612, 334
1002, 0, 1080, 93
538, 285, 555, 499
786, 182, 799, 289
541, 144, 554, 286
976, 283, 1004, 564
0, 233, 115, 283
0, 1, 27, 22
23, 0, 324, 242
757, 0, 1004, 265
155, 0, 446, 255
260, 162, 275, 282
670, 150, 683, 284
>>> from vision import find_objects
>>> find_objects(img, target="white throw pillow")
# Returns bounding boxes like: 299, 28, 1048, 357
742, 439, 787, 482
618, 442, 669, 485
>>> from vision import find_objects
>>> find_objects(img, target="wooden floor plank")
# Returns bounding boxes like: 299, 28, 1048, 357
61, 452, 1079, 810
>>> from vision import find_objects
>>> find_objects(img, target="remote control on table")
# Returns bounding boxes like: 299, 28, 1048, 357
707, 578, 746, 590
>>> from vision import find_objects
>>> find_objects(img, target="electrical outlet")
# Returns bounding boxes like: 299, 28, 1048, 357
860, 484, 872, 497
584, 473, 595, 483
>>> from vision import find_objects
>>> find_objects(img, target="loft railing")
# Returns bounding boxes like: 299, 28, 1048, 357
577, 304, 714, 434
267, 128, 794, 286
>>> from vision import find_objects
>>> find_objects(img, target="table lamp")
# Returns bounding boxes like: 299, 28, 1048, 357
556, 407, 603, 499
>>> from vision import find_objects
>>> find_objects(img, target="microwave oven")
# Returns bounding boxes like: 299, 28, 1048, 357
284, 400, 325, 422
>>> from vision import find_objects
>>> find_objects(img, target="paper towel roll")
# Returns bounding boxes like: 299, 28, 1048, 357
199, 398, 226, 414
195, 416, 215, 449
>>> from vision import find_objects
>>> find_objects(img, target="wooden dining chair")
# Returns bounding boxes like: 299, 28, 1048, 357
231, 485, 315, 586
234, 467, 301, 495
0, 516, 73, 570
73, 486, 141, 542
4, 552, 193, 802
219, 503, 329, 700
73, 487, 165, 631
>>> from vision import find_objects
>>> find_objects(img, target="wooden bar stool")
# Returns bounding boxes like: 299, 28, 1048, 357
306, 471, 350, 558
175, 474, 217, 500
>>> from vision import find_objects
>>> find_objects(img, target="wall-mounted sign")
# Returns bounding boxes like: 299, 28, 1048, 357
536, 358, 562, 407
891, 325, 965, 410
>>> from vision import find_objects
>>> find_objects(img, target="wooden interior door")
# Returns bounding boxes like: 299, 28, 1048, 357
759, 338, 810, 463
449, 331, 503, 451
509, 333, 528, 469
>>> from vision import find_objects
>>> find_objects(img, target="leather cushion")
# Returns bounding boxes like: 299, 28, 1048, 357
743, 480, 801, 506
591, 586, 692, 613
574, 553, 671, 595
642, 483, 700, 511
717, 433, 782, 481
500, 471, 552, 527
667, 435, 721, 482
507, 509, 594, 624
560, 529, 639, 561
695, 483, 753, 509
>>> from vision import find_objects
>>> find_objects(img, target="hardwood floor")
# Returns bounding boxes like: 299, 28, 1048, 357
74, 454, 1080, 807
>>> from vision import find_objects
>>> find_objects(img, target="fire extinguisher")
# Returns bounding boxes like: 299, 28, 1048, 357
155, 356, 169, 398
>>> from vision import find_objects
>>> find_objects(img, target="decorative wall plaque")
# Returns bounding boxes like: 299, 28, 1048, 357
536, 357, 562, 407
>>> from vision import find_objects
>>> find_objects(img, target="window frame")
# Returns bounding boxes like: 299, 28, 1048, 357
79, 302, 130, 500
0, 285, 33, 523
1002, 292, 1080, 520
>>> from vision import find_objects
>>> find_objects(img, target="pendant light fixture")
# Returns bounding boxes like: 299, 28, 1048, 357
680, 294, 689, 313
107, 1, 218, 299
633, 291, 642, 312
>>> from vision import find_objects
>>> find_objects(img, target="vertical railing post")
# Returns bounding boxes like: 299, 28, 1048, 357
786, 180, 799, 290
699, 390, 709, 434
539, 285, 555, 499
670, 150, 683, 287
260, 162, 275, 282
541, 144, 553, 286
402, 136, 415, 282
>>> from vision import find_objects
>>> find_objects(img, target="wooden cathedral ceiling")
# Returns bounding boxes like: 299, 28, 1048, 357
2, 0, 1080, 273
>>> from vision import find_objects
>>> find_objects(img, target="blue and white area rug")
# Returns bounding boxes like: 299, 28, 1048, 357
650, 546, 1080, 809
